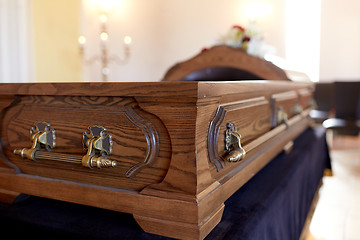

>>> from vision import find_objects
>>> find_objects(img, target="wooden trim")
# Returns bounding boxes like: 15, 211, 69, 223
0, 189, 20, 204
0, 173, 198, 223
134, 204, 224, 240
0, 82, 314, 102
0, 82, 199, 98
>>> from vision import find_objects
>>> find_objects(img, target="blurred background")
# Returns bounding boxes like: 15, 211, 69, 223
0, 0, 359, 83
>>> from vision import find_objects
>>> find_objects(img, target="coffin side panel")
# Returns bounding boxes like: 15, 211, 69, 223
1, 96, 171, 191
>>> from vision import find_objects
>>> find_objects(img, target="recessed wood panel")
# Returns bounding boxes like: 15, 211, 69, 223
208, 97, 271, 172
1, 96, 171, 191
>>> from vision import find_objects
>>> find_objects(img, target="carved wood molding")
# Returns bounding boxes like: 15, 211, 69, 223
208, 106, 226, 171
124, 105, 160, 177
0, 96, 21, 173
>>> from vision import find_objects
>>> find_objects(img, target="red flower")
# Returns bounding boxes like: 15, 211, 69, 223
243, 36, 251, 42
201, 47, 208, 53
232, 25, 245, 32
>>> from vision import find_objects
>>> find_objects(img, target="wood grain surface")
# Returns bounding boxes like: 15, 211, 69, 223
1, 95, 171, 191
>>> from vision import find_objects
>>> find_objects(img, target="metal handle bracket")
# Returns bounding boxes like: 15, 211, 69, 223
224, 122, 246, 162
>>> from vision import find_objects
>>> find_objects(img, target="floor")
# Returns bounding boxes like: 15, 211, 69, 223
306, 133, 360, 240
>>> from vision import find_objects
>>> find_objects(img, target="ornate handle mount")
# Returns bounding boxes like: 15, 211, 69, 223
14, 122, 117, 169
224, 122, 246, 162
277, 106, 288, 128
82, 125, 116, 168
13, 122, 56, 160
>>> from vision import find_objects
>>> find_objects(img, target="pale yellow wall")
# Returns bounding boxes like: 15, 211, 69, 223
32, 0, 82, 82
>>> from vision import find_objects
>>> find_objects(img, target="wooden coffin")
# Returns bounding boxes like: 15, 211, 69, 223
161, 45, 290, 82
0, 81, 313, 239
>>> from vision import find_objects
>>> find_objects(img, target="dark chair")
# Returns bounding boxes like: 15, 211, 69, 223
322, 81, 360, 136
310, 82, 334, 123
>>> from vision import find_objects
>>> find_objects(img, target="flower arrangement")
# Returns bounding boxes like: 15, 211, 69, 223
217, 24, 275, 58
218, 25, 251, 50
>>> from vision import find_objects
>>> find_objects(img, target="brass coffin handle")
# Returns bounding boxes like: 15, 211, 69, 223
13, 122, 117, 169
293, 102, 303, 115
224, 122, 246, 162
277, 106, 289, 128
81, 125, 116, 168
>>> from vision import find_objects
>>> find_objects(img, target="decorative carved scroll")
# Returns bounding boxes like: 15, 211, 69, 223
124, 105, 159, 177
208, 106, 227, 171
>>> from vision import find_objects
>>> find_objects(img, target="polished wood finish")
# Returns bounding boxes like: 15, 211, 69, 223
162, 45, 290, 81
0, 189, 20, 204
0, 81, 313, 239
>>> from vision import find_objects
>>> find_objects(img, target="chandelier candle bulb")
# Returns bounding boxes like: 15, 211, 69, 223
100, 32, 108, 41
124, 36, 132, 45
78, 35, 86, 45
78, 35, 86, 55
99, 14, 108, 23
78, 5, 131, 81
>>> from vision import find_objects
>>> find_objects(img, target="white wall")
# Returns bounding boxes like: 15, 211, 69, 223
320, 0, 360, 81
285, 0, 321, 82
81, 0, 287, 82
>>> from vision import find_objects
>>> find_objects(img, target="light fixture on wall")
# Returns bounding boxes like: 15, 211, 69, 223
79, 0, 131, 82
